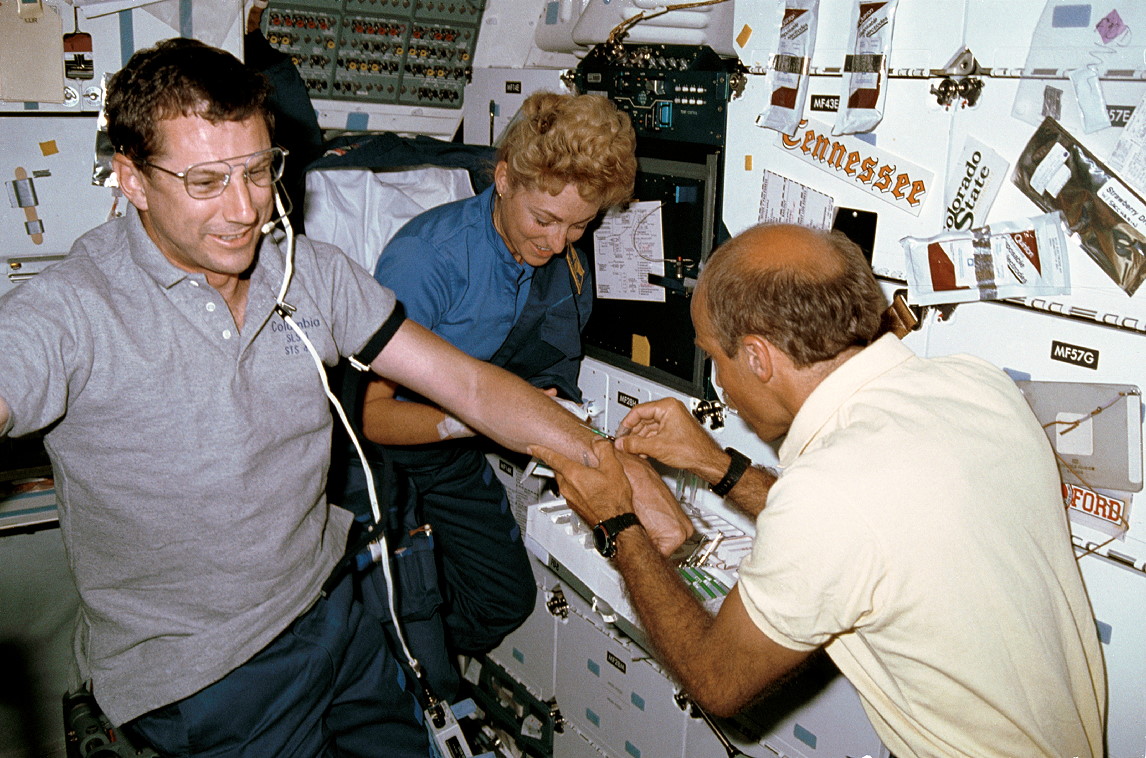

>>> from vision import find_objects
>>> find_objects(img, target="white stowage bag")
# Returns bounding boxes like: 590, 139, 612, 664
304, 166, 475, 274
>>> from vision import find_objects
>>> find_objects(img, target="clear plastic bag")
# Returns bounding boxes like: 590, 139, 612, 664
902, 211, 1071, 306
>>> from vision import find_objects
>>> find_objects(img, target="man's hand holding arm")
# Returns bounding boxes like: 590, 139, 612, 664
531, 439, 810, 717
616, 398, 776, 519
615, 451, 693, 555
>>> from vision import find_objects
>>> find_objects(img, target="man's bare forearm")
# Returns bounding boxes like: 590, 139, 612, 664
612, 528, 734, 709
370, 321, 594, 460
723, 465, 777, 520
693, 449, 776, 520
612, 523, 811, 718
456, 358, 593, 456
611, 528, 780, 716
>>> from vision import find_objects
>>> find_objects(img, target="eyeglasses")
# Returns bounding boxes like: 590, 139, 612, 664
139, 147, 288, 199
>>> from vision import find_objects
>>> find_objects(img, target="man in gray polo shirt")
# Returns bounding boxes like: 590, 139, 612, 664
0, 38, 689, 757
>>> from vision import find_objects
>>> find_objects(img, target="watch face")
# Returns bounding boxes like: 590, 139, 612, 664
593, 524, 611, 557
592, 514, 638, 558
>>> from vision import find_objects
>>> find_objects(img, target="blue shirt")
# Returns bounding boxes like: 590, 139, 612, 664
376, 185, 533, 359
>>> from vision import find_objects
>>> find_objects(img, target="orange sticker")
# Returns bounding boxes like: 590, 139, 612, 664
631, 334, 650, 367
40, 140, 59, 157
735, 24, 753, 49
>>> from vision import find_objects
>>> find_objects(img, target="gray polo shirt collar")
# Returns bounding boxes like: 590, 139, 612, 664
123, 206, 290, 349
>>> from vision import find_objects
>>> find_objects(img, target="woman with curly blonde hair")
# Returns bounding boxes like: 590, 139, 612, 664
358, 92, 636, 699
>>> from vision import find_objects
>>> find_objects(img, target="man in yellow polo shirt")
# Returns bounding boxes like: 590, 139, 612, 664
534, 223, 1106, 758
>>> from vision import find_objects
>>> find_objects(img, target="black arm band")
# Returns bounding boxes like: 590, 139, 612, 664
710, 447, 750, 497
352, 301, 407, 367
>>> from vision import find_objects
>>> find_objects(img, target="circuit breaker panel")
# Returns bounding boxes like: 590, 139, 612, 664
262, 0, 482, 109
571, 43, 741, 145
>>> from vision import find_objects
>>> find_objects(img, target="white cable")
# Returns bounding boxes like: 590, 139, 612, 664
269, 185, 422, 676
271, 188, 295, 306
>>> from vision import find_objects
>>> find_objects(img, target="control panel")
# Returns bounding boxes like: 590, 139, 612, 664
571, 43, 744, 146
526, 496, 754, 639
262, 0, 482, 108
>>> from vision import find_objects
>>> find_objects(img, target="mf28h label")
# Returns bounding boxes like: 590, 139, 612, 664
616, 391, 639, 408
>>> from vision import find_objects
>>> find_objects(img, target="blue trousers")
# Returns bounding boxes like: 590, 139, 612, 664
123, 570, 429, 758
341, 443, 537, 701
389, 445, 536, 654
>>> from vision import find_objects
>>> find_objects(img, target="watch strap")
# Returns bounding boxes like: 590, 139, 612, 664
595, 512, 641, 537
710, 447, 750, 497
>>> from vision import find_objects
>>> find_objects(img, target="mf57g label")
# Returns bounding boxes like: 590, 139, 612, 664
1050, 340, 1099, 370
